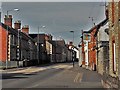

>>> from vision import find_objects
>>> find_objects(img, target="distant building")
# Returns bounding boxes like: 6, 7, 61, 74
46, 40, 52, 62
82, 31, 91, 68
51, 40, 67, 63
29, 33, 53, 64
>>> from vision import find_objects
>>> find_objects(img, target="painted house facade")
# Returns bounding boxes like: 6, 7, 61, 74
82, 31, 90, 68
51, 40, 67, 63
95, 19, 109, 75
29, 33, 53, 64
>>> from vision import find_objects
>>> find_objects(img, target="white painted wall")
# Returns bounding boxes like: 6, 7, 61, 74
78, 47, 82, 66
73, 48, 79, 59
98, 22, 109, 41
84, 41, 89, 66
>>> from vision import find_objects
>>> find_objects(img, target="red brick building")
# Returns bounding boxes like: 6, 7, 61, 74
0, 24, 8, 62
0, 15, 12, 63
101, 2, 120, 89
82, 27, 97, 70
89, 27, 97, 71
0, 15, 37, 68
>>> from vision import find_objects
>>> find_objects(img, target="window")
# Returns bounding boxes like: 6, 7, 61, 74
83, 34, 90, 41
112, 41, 116, 73
12, 35, 15, 45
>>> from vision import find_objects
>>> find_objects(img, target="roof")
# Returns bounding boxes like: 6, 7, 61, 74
83, 18, 108, 34
29, 34, 38, 39
90, 18, 108, 33
83, 31, 90, 33
51, 40, 66, 48
94, 18, 108, 37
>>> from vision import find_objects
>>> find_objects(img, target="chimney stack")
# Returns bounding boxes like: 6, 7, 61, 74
22, 25, 29, 35
14, 20, 21, 30
69, 41, 73, 45
4, 15, 12, 28
47, 34, 53, 41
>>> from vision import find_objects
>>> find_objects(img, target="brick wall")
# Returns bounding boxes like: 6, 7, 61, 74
0, 26, 8, 62
109, 2, 119, 78
89, 29, 97, 70
102, 2, 119, 89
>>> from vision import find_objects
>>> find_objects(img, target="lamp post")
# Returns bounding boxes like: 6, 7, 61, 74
70, 31, 74, 44
70, 30, 75, 67
17, 29, 21, 68
7, 8, 19, 17
6, 8, 19, 69
37, 26, 45, 65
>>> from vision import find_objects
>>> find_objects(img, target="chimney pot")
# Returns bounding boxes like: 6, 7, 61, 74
4, 15, 12, 28
14, 20, 21, 30
22, 25, 29, 35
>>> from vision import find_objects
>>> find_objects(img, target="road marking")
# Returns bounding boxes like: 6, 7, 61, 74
74, 73, 80, 83
79, 73, 83, 83
74, 73, 83, 83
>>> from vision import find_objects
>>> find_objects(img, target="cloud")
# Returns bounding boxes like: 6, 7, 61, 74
1, 2, 105, 45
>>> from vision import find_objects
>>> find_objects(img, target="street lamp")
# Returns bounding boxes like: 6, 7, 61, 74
70, 30, 75, 67
37, 25, 46, 65
7, 8, 19, 17
6, 8, 19, 69
70, 31, 74, 44
17, 29, 21, 68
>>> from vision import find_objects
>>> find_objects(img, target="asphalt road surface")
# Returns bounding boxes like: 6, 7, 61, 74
1, 63, 104, 89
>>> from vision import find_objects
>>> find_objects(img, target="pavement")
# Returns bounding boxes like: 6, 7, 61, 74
1, 62, 105, 89
0, 67, 27, 72
1, 63, 73, 74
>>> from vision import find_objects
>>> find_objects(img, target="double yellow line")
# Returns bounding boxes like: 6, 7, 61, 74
74, 73, 83, 83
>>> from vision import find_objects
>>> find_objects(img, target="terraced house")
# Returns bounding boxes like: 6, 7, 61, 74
0, 15, 37, 68
93, 18, 109, 76
102, 2, 120, 89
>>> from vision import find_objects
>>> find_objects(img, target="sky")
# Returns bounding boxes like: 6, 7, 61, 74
1, 2, 106, 46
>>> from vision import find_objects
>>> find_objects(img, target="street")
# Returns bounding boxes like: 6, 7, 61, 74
1, 63, 104, 89
1, 2, 120, 89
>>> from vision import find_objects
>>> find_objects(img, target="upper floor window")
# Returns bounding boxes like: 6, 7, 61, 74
112, 40, 117, 73
10, 35, 15, 45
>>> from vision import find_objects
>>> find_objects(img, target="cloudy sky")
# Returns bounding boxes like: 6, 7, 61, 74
1, 2, 106, 46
